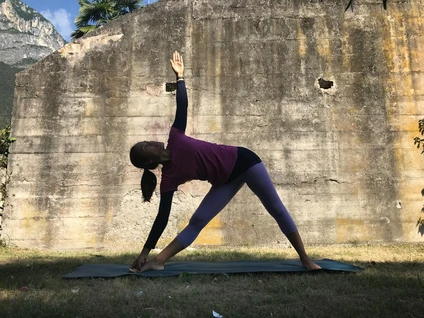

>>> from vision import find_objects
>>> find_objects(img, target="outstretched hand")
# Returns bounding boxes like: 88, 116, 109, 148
129, 250, 149, 272
170, 51, 184, 77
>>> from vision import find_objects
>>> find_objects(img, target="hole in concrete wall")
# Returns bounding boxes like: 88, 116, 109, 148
166, 82, 177, 92
318, 78, 334, 89
421, 188, 424, 196
379, 217, 390, 224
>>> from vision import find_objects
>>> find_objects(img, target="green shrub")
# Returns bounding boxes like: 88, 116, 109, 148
413, 119, 424, 154
0, 125, 15, 168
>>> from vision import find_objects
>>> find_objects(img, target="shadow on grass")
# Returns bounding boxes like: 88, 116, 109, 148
0, 248, 423, 318
0, 248, 422, 283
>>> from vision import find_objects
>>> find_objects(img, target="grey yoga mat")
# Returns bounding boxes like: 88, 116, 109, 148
62, 259, 364, 278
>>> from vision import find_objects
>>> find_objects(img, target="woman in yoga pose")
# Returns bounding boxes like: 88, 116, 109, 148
129, 51, 321, 272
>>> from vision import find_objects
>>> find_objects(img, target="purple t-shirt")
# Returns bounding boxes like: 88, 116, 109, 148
160, 127, 238, 193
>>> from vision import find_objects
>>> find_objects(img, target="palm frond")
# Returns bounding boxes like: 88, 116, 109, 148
119, 0, 143, 11
79, 25, 98, 33
70, 24, 98, 40
73, 0, 143, 38
70, 29, 86, 40
78, 0, 90, 7
75, 2, 117, 27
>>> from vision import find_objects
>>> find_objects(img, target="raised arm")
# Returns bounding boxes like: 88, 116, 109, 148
170, 51, 187, 132
130, 190, 174, 272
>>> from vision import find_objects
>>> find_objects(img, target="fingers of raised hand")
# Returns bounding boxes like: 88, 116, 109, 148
173, 51, 183, 63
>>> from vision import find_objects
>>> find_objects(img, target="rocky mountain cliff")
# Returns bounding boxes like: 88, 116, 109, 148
0, 0, 66, 125
0, 0, 66, 67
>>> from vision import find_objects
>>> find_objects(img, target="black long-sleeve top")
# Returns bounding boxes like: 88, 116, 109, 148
143, 80, 187, 250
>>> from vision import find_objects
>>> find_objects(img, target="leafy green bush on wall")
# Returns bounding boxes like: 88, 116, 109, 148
0, 125, 15, 168
413, 119, 424, 155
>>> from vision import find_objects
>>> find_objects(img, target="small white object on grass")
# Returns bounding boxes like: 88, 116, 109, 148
212, 310, 223, 318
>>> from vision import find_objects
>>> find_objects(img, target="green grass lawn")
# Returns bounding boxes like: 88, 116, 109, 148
0, 244, 423, 317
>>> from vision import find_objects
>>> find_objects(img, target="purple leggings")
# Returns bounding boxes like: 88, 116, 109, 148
176, 162, 297, 247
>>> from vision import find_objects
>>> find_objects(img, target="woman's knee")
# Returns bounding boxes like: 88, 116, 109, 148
188, 213, 208, 229
265, 201, 289, 218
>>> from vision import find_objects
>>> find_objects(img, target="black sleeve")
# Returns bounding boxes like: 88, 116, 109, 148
172, 80, 188, 132
143, 191, 174, 250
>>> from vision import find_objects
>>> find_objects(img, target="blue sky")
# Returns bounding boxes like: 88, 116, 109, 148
21, 0, 158, 41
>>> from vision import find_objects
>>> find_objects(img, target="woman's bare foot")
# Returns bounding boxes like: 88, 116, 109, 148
301, 257, 321, 270
139, 257, 165, 273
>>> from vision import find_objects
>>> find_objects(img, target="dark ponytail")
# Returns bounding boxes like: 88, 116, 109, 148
130, 143, 159, 202
141, 169, 157, 202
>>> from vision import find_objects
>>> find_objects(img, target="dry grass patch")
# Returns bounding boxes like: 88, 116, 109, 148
0, 244, 423, 317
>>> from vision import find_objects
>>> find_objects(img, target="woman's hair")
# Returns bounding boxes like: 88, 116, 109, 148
140, 169, 157, 202
130, 143, 159, 202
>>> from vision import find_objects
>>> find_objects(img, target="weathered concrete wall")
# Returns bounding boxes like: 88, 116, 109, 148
3, 0, 424, 250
